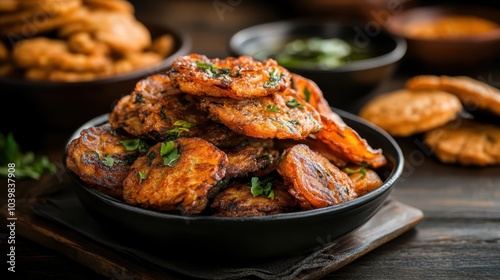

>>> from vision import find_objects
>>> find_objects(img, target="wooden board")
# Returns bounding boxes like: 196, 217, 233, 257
3, 190, 423, 280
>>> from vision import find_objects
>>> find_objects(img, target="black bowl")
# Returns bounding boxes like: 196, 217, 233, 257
229, 19, 407, 111
64, 108, 403, 262
1, 22, 191, 149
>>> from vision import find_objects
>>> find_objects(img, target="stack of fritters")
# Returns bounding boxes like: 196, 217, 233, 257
0, 0, 174, 81
66, 53, 387, 216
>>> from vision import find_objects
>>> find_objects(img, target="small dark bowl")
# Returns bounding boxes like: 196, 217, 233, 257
229, 19, 407, 111
64, 108, 404, 262
0, 22, 191, 148
385, 5, 500, 73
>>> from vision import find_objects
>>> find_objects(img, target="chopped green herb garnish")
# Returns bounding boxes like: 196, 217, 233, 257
160, 141, 180, 167
102, 155, 115, 167
286, 99, 304, 109
249, 177, 274, 199
166, 120, 195, 137
159, 106, 166, 120
264, 68, 284, 88
0, 132, 56, 180
121, 139, 150, 153
303, 87, 311, 103
134, 94, 143, 104
343, 166, 366, 177
266, 105, 280, 112
138, 170, 147, 183
196, 61, 230, 78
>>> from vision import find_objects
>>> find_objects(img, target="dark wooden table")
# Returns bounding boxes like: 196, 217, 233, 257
1, 1, 500, 279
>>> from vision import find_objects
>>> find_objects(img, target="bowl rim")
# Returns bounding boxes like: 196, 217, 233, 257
228, 18, 407, 73
64, 107, 404, 223
385, 4, 500, 43
0, 21, 192, 88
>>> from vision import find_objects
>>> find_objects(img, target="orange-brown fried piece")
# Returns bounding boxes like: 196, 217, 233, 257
109, 74, 211, 141
277, 144, 357, 210
122, 138, 228, 215
199, 90, 322, 140
168, 53, 291, 100
291, 73, 333, 116
275, 138, 348, 168
65, 124, 148, 198
314, 113, 387, 169
224, 138, 279, 178
210, 180, 297, 217
342, 166, 383, 196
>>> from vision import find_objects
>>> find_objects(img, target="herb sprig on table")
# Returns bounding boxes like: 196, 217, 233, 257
0, 132, 56, 180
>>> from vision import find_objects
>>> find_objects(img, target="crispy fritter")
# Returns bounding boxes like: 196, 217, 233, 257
210, 180, 297, 217
291, 73, 333, 116
199, 90, 322, 140
275, 138, 348, 168
168, 53, 291, 100
122, 137, 228, 215
314, 113, 387, 169
224, 138, 279, 178
343, 166, 383, 196
277, 144, 357, 210
65, 124, 147, 198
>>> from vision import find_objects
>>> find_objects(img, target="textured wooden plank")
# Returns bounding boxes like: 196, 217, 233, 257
2, 197, 422, 280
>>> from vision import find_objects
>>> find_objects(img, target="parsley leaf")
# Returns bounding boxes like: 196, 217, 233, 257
249, 177, 275, 199
120, 139, 150, 153
266, 105, 280, 112
160, 141, 180, 167
264, 68, 284, 88
138, 170, 147, 183
286, 99, 304, 109
343, 166, 367, 177
0, 132, 56, 180
166, 120, 195, 137
102, 156, 115, 167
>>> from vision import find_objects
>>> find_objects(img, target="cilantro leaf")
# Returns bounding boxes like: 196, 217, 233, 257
160, 141, 180, 167
120, 139, 150, 153
249, 177, 275, 199
166, 120, 195, 137
102, 155, 115, 167
266, 105, 280, 112
138, 170, 147, 183
286, 99, 304, 109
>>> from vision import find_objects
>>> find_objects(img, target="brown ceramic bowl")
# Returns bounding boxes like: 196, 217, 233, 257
385, 5, 500, 72
0, 22, 191, 148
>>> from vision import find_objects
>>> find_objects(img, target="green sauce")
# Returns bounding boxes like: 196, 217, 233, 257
256, 37, 373, 69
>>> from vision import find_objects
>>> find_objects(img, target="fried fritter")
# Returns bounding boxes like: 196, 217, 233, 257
168, 53, 291, 100
65, 124, 148, 198
343, 166, 383, 196
277, 144, 357, 210
210, 180, 297, 217
224, 138, 279, 178
314, 113, 387, 169
199, 90, 322, 140
290, 73, 333, 116
122, 137, 228, 215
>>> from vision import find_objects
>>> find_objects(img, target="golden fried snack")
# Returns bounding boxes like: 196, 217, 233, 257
0, 41, 8, 61
0, 0, 81, 26
224, 138, 279, 178
67, 31, 110, 55
12, 37, 112, 73
406, 75, 500, 117
424, 119, 500, 166
275, 138, 349, 168
113, 51, 163, 74
359, 89, 463, 137
199, 90, 322, 140
122, 137, 228, 215
210, 180, 297, 217
402, 16, 498, 39
343, 166, 383, 196
0, 0, 17, 12
83, 0, 134, 14
290, 73, 333, 116
168, 53, 291, 100
58, 10, 151, 54
277, 144, 357, 210
150, 34, 174, 57
315, 113, 388, 169
65, 124, 148, 198
24, 67, 112, 82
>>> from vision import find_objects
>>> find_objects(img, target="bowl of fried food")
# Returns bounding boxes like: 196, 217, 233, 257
0, 0, 191, 142
228, 19, 407, 111
385, 5, 500, 72
64, 53, 404, 261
